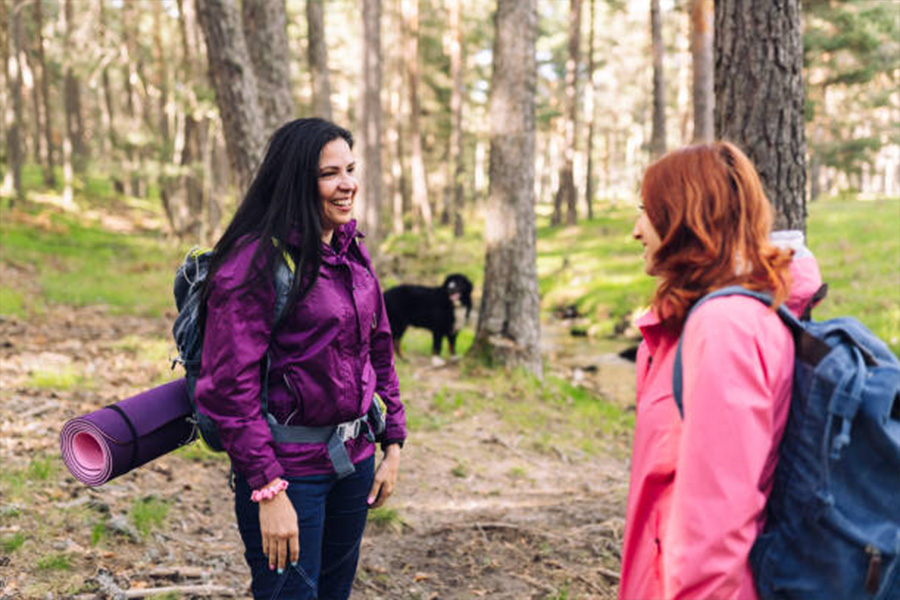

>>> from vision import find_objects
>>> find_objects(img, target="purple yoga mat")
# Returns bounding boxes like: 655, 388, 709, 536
59, 378, 196, 486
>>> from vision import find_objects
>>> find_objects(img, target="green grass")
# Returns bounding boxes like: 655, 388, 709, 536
0, 287, 26, 317
0, 209, 177, 318
130, 496, 169, 537
807, 197, 900, 355
26, 365, 93, 391
36, 552, 71, 571
367, 506, 405, 532
0, 532, 26, 553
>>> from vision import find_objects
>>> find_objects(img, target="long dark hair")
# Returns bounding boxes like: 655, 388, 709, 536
204, 118, 354, 316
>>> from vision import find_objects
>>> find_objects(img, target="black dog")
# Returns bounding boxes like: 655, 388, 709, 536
384, 274, 473, 359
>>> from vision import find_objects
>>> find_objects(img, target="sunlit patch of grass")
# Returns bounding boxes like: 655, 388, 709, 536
173, 439, 228, 463
450, 462, 469, 478
0, 287, 26, 317
0, 208, 177, 317
27, 365, 92, 390
27, 456, 56, 481
130, 495, 169, 537
36, 552, 71, 571
367, 506, 405, 533
0, 532, 26, 553
807, 196, 900, 356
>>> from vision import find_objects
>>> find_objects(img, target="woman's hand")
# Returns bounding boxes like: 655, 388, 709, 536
368, 444, 401, 508
257, 481, 299, 573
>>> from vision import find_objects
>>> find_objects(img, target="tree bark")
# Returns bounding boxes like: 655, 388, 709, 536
690, 0, 713, 142
63, 0, 87, 174
448, 0, 465, 237
5, 0, 24, 202
584, 0, 596, 220
306, 0, 332, 120
357, 0, 384, 242
553, 0, 582, 226
472, 0, 542, 378
33, 0, 55, 186
404, 0, 433, 236
715, 0, 807, 231
176, 0, 206, 240
649, 0, 666, 159
196, 0, 266, 195
242, 0, 294, 132
97, 0, 118, 158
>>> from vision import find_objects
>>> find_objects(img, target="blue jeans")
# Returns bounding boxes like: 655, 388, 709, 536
234, 455, 375, 600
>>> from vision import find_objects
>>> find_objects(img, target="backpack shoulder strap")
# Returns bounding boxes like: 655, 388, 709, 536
672, 286, 803, 417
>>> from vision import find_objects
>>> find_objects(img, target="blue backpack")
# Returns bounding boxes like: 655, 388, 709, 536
171, 246, 385, 478
674, 286, 900, 600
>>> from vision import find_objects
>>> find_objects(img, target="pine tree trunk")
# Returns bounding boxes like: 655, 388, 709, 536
448, 0, 465, 237
33, 0, 55, 186
306, 0, 332, 120
649, 0, 666, 159
242, 0, 294, 132
715, 0, 806, 231
554, 0, 581, 226
175, 0, 206, 240
357, 0, 384, 242
5, 0, 24, 202
196, 0, 266, 194
23, 38, 42, 166
584, 0, 596, 220
690, 0, 713, 143
63, 0, 87, 175
404, 0, 433, 237
98, 0, 118, 155
472, 0, 542, 378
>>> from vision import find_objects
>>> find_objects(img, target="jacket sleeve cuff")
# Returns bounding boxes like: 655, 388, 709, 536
381, 438, 405, 451
243, 461, 285, 491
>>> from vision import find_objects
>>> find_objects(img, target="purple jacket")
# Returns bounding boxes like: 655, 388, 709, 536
195, 220, 405, 489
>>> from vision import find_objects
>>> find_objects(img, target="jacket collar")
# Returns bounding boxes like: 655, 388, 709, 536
284, 219, 364, 261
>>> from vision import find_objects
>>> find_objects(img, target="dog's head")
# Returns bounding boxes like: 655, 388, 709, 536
442, 274, 473, 325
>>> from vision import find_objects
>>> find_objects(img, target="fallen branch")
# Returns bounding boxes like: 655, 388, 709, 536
123, 584, 236, 598
147, 565, 207, 580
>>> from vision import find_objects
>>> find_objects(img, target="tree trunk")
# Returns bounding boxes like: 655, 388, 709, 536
196, 0, 266, 194
715, 0, 806, 231
97, 0, 118, 158
33, 0, 55, 186
242, 0, 294, 132
404, 0, 433, 237
357, 0, 384, 242
5, 0, 24, 202
690, 0, 713, 143
306, 0, 332, 120
448, 0, 465, 237
176, 0, 205, 240
63, 0, 87, 175
553, 0, 582, 226
649, 0, 666, 159
472, 0, 541, 378
584, 0, 596, 220
388, 2, 409, 237
22, 34, 41, 166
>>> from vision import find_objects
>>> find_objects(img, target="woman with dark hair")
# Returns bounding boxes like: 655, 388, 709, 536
195, 118, 405, 599
618, 142, 822, 599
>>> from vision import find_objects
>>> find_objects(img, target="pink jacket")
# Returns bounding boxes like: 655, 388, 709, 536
619, 254, 821, 600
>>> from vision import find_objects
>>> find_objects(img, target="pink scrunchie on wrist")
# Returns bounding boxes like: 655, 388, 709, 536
250, 479, 288, 503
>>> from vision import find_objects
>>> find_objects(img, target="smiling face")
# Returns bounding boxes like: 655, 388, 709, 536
318, 138, 358, 243
632, 208, 662, 275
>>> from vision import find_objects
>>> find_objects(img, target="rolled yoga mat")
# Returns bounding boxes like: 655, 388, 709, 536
60, 378, 196, 486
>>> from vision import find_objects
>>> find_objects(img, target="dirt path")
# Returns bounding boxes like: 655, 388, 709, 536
0, 300, 634, 599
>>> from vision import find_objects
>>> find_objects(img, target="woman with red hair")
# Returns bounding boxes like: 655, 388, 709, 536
619, 142, 822, 599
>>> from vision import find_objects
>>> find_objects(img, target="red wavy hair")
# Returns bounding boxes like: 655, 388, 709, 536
641, 141, 793, 328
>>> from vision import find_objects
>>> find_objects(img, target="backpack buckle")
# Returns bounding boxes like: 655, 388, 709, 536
336, 419, 362, 442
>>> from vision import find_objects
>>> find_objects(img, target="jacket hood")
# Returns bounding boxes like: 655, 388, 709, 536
771, 230, 823, 318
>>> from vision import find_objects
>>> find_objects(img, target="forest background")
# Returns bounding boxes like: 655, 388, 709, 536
0, 0, 898, 598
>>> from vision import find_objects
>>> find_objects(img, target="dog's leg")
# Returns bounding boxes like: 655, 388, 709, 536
448, 332, 457, 357
393, 336, 404, 359
431, 331, 443, 357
